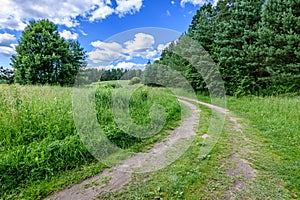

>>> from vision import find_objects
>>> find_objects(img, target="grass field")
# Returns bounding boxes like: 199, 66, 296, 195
1, 83, 299, 199
0, 83, 182, 199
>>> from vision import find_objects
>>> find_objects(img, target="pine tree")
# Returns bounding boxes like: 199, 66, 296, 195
256, 0, 300, 94
214, 0, 264, 95
188, 3, 216, 54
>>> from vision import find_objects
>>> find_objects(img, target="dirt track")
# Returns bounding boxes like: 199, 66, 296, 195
45, 98, 200, 200
46, 97, 257, 200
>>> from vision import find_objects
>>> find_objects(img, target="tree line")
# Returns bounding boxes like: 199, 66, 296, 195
155, 0, 299, 95
77, 68, 142, 85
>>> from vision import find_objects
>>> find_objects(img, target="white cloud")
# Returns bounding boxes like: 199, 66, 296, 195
0, 0, 144, 31
213, 0, 219, 6
180, 0, 218, 7
157, 42, 171, 52
89, 3, 114, 21
59, 30, 78, 40
0, 33, 16, 56
0, 33, 16, 46
0, 45, 16, 56
171, 1, 175, 5
115, 0, 143, 16
89, 41, 125, 63
88, 33, 167, 64
94, 61, 145, 70
80, 30, 88, 36
124, 33, 155, 59
91, 41, 123, 52
115, 61, 145, 69
87, 48, 125, 64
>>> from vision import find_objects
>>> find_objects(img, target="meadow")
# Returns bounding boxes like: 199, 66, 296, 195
1, 83, 299, 199
0, 83, 181, 199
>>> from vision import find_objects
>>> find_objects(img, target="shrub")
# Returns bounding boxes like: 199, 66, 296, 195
129, 77, 141, 85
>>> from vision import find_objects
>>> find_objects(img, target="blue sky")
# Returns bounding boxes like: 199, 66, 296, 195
0, 0, 218, 69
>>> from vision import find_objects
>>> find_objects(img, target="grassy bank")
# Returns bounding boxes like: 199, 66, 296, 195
0, 83, 182, 199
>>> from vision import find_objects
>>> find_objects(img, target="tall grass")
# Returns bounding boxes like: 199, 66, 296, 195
0, 83, 182, 199
0, 84, 94, 197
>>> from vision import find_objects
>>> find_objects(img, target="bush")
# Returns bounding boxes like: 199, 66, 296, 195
129, 77, 141, 85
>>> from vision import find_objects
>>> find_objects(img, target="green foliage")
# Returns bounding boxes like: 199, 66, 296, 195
11, 19, 86, 86
0, 85, 95, 196
214, 0, 264, 95
94, 85, 181, 149
254, 0, 300, 94
129, 77, 141, 85
188, 3, 216, 54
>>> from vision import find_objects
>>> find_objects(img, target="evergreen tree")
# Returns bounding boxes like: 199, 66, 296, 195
11, 19, 86, 86
188, 3, 216, 54
256, 0, 300, 94
214, 0, 264, 95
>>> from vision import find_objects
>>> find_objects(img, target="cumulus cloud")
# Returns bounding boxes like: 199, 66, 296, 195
114, 61, 145, 69
89, 41, 125, 63
91, 41, 123, 52
124, 33, 156, 59
88, 33, 174, 65
87, 48, 126, 64
180, 0, 218, 7
0, 46, 16, 56
89, 3, 115, 21
171, 1, 175, 5
115, 0, 143, 16
89, 33, 160, 64
0, 0, 144, 31
0, 33, 17, 56
59, 30, 78, 40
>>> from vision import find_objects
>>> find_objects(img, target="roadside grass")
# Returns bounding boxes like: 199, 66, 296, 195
0, 83, 182, 199
227, 96, 300, 198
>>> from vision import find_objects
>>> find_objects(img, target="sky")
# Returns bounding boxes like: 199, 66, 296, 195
0, 0, 218, 69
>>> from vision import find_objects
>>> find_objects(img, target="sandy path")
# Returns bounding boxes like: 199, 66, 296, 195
45, 98, 200, 200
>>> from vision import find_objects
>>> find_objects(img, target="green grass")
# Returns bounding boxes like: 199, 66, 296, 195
0, 83, 182, 199
227, 96, 300, 198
